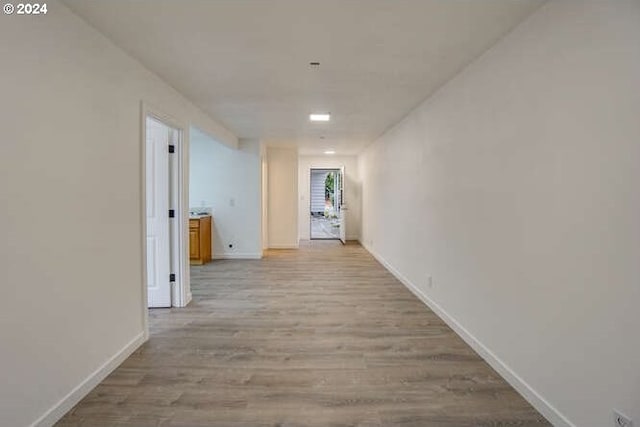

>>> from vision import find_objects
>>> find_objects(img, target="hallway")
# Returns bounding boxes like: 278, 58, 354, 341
57, 241, 548, 426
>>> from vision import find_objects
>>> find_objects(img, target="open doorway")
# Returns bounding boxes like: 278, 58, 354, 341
310, 168, 342, 240
144, 112, 186, 309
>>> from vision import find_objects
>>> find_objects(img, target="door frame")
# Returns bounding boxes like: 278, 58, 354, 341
338, 165, 346, 244
309, 168, 342, 241
140, 102, 190, 339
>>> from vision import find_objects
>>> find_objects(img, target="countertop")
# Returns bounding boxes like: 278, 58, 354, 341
189, 213, 211, 220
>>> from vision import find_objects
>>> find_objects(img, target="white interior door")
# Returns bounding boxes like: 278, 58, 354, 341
338, 166, 346, 244
146, 117, 172, 308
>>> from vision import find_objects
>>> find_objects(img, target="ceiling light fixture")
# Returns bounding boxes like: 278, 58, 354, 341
324, 150, 336, 155
310, 113, 330, 122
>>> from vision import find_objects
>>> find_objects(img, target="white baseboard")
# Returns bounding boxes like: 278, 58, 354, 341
184, 291, 193, 306
31, 332, 146, 427
213, 253, 263, 260
268, 244, 299, 249
361, 242, 574, 427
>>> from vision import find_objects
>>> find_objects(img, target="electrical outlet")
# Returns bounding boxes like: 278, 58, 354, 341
427, 275, 433, 288
614, 410, 633, 427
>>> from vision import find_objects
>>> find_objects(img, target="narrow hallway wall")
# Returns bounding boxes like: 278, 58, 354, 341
359, 2, 640, 426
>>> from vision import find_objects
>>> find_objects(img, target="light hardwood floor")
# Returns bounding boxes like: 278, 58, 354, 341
57, 241, 549, 426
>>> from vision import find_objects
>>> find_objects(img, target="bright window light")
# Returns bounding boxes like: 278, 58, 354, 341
310, 113, 331, 122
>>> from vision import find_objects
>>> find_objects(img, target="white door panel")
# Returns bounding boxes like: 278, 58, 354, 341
146, 117, 171, 308
338, 166, 346, 244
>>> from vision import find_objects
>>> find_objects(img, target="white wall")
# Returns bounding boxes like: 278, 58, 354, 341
189, 129, 262, 259
359, 2, 640, 426
261, 147, 269, 250
298, 156, 361, 241
267, 147, 299, 248
0, 2, 236, 426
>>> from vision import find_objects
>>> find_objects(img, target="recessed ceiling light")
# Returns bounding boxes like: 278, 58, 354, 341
310, 113, 330, 122
324, 150, 336, 155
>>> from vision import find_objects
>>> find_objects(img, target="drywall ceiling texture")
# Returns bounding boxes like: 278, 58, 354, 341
0, 1, 236, 426
359, 1, 640, 426
61, 0, 543, 155
298, 156, 361, 241
189, 129, 262, 259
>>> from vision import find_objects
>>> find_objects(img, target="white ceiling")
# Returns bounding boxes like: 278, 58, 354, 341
62, 0, 543, 155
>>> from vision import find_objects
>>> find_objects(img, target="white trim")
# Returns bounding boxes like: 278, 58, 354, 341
139, 103, 149, 340
30, 332, 146, 427
178, 126, 192, 307
213, 253, 263, 260
169, 125, 189, 308
268, 244, 299, 249
360, 241, 574, 427
141, 102, 191, 313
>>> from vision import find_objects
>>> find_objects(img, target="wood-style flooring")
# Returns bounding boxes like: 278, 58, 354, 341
57, 241, 549, 426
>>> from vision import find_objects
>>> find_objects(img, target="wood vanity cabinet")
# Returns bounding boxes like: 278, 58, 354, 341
189, 216, 212, 265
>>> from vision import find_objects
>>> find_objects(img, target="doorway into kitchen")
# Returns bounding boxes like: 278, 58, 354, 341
143, 108, 187, 310
310, 168, 341, 240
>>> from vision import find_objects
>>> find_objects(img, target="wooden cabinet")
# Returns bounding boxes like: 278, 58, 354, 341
189, 216, 212, 265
